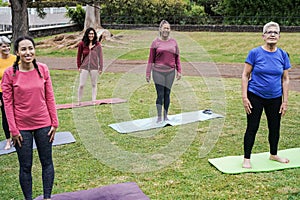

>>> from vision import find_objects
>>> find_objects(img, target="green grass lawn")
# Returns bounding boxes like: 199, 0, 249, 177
35, 30, 300, 66
0, 30, 299, 199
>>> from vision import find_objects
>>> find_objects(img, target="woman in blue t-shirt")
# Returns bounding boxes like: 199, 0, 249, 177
241, 21, 291, 168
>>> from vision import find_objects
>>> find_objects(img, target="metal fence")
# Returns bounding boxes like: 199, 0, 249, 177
0, 24, 12, 32
0, 7, 68, 15
0, 7, 74, 32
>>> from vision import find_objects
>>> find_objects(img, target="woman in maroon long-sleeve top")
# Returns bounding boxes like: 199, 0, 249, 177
146, 20, 182, 123
77, 27, 103, 105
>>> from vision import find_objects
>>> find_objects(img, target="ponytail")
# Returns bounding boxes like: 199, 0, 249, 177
12, 56, 20, 76
33, 59, 43, 78
12, 57, 43, 78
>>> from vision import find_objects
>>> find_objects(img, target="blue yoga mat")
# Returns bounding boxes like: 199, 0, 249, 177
0, 132, 76, 156
109, 110, 223, 133
208, 148, 300, 174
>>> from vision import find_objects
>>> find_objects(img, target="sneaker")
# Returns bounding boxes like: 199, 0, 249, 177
203, 109, 213, 115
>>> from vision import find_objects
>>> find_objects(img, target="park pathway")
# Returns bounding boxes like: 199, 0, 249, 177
38, 57, 300, 92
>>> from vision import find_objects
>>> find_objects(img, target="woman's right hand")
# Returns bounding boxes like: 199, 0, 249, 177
12, 134, 23, 148
146, 76, 150, 83
242, 97, 252, 114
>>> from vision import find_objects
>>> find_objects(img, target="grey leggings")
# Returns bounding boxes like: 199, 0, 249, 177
15, 126, 54, 200
152, 70, 175, 117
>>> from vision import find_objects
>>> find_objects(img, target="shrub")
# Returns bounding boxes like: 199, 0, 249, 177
65, 5, 86, 29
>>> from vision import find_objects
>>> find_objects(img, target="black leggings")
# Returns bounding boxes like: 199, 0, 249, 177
0, 92, 10, 139
244, 92, 282, 159
16, 126, 54, 200
152, 70, 175, 117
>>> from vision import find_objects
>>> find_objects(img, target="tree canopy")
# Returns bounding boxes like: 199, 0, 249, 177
217, 0, 300, 25
8, 0, 300, 42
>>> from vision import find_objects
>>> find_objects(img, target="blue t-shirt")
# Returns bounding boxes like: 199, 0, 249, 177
245, 46, 291, 99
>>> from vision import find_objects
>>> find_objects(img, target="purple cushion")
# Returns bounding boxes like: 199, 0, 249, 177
34, 182, 150, 200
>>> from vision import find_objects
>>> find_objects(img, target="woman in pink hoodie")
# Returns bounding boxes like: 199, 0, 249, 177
2, 36, 59, 200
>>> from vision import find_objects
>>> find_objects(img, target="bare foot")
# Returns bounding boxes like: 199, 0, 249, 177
164, 113, 169, 121
4, 139, 11, 150
242, 158, 252, 169
156, 116, 162, 123
269, 155, 289, 163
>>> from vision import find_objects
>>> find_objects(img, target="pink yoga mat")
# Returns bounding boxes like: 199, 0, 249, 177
56, 98, 127, 110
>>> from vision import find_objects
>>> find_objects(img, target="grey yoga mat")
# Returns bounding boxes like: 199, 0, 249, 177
0, 131, 76, 155
109, 110, 223, 134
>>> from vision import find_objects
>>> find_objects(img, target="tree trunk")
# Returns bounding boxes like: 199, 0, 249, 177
10, 0, 29, 43
84, 4, 102, 31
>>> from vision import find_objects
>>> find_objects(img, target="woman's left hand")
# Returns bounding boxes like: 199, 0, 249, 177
279, 102, 288, 116
177, 72, 182, 80
48, 126, 57, 142
98, 70, 102, 74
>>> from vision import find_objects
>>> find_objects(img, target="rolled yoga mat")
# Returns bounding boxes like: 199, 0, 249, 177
34, 182, 150, 200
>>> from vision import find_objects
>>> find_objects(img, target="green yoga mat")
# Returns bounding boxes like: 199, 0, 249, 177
208, 148, 300, 174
